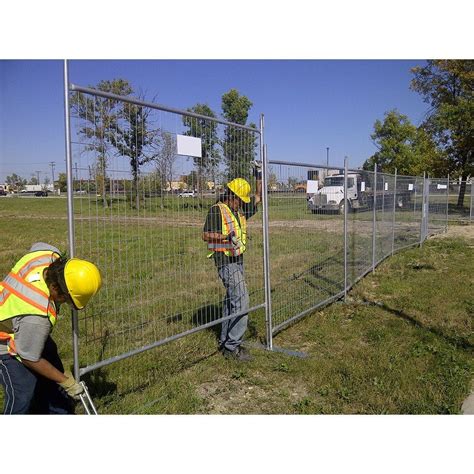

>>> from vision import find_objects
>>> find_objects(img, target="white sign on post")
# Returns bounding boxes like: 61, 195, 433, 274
437, 184, 447, 190
361, 182, 366, 192
307, 180, 319, 194
176, 135, 202, 158
408, 183, 414, 191
384, 182, 389, 191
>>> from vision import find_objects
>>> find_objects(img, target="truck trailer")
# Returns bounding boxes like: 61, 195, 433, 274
307, 172, 412, 215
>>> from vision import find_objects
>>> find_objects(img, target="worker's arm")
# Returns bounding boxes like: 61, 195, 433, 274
13, 315, 67, 383
22, 358, 67, 383
254, 177, 262, 205
202, 231, 229, 243
253, 161, 262, 205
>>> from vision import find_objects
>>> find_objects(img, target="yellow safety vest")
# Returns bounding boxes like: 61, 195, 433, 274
207, 202, 247, 257
0, 250, 59, 356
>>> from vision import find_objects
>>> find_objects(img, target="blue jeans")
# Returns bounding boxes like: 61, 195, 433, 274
217, 261, 250, 352
0, 337, 74, 414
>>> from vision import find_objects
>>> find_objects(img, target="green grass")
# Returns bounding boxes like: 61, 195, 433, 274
0, 195, 472, 414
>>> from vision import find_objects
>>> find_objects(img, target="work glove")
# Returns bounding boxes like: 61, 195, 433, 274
59, 371, 84, 400
252, 160, 262, 180
231, 234, 243, 251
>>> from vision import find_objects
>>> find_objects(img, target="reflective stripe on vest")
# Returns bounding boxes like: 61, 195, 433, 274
0, 251, 59, 358
1, 272, 56, 318
207, 202, 247, 257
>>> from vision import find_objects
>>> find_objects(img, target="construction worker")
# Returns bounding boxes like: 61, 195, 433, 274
0, 242, 102, 414
202, 163, 262, 361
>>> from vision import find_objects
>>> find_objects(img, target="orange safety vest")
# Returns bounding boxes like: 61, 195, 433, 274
0, 250, 59, 357
207, 202, 247, 257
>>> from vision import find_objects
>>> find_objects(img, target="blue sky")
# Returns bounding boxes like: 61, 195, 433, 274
0, 59, 429, 182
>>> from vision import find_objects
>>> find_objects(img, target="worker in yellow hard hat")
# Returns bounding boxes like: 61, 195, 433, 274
0, 242, 102, 414
202, 162, 262, 361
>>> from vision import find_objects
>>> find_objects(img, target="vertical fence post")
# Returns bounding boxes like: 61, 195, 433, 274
391, 168, 397, 256
372, 163, 377, 272
420, 172, 426, 247
63, 60, 80, 381
343, 156, 348, 302
382, 175, 385, 223
260, 115, 273, 351
470, 181, 473, 223
446, 174, 450, 232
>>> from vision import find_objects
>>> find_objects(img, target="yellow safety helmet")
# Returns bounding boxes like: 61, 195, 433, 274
63, 258, 102, 310
227, 178, 251, 204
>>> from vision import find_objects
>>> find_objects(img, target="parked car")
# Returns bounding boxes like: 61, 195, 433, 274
35, 191, 49, 197
0, 189, 7, 196
178, 190, 196, 198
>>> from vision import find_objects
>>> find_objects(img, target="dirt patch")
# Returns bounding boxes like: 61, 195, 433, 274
195, 370, 309, 414
431, 225, 474, 241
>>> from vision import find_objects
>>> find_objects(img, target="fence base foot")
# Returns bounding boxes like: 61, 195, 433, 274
243, 341, 309, 359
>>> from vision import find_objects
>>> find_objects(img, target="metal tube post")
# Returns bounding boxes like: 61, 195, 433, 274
420, 172, 426, 246
391, 169, 397, 255
343, 157, 348, 301
63, 60, 80, 381
446, 174, 449, 231
260, 116, 273, 350
470, 182, 473, 222
372, 163, 377, 272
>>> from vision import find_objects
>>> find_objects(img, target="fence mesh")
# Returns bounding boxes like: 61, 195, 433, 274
447, 182, 472, 223
347, 169, 375, 285
428, 178, 449, 235
69, 89, 265, 374
267, 163, 345, 333
63, 85, 463, 413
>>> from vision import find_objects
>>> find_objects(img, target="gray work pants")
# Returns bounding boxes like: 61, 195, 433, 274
217, 260, 250, 352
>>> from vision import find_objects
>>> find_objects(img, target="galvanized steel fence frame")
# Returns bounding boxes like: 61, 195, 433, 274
63, 64, 458, 383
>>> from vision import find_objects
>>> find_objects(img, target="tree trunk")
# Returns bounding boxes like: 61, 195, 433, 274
457, 174, 467, 208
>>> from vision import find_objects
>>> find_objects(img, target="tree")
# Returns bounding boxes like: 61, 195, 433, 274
29, 175, 39, 185
363, 110, 444, 175
57, 173, 68, 192
221, 89, 257, 180
71, 79, 133, 208
109, 94, 160, 209
153, 131, 177, 209
6, 173, 26, 192
183, 104, 220, 195
411, 60, 474, 206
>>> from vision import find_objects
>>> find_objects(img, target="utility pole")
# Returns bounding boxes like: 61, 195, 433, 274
35, 170, 41, 186
326, 147, 329, 169
49, 161, 56, 192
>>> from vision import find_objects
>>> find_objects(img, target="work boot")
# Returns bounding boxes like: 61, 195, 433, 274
222, 346, 252, 362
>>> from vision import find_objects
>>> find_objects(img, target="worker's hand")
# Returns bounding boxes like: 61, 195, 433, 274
252, 160, 262, 179
59, 371, 84, 400
231, 234, 243, 251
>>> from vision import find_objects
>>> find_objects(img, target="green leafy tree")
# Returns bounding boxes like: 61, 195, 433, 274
411, 60, 474, 206
71, 79, 133, 207
183, 104, 220, 194
57, 173, 68, 192
221, 89, 257, 180
363, 110, 444, 176
109, 95, 160, 209
6, 173, 26, 192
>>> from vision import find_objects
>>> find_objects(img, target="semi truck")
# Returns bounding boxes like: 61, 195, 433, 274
307, 172, 412, 214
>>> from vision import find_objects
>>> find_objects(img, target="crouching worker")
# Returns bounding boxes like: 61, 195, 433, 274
0, 243, 102, 414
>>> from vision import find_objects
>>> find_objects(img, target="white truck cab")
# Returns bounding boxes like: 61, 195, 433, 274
308, 173, 361, 214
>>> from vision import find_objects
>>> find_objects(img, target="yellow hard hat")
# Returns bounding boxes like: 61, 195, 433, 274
64, 258, 102, 310
227, 178, 251, 203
